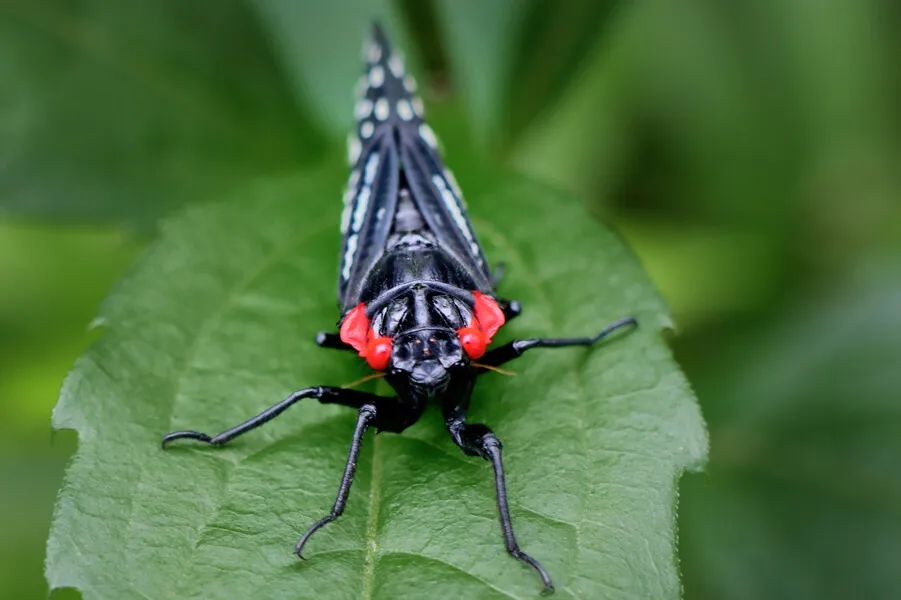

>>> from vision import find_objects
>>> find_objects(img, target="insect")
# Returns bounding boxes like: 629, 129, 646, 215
162, 24, 636, 592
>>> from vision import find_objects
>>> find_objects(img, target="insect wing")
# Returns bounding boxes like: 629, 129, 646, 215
399, 129, 492, 290
338, 23, 493, 309
338, 132, 400, 310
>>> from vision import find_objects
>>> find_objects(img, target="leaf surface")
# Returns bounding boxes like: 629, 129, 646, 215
47, 167, 706, 599
0, 0, 324, 225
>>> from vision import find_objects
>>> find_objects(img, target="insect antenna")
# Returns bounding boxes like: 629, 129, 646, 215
471, 363, 517, 376
341, 371, 387, 389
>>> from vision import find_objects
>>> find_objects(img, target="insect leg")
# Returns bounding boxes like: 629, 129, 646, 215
161, 387, 383, 447
446, 416, 554, 592
496, 298, 522, 322
315, 331, 353, 351
295, 403, 378, 558
479, 315, 637, 368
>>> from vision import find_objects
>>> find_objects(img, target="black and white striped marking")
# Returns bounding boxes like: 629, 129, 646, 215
432, 174, 481, 262
341, 152, 381, 280
340, 27, 482, 281
345, 33, 432, 174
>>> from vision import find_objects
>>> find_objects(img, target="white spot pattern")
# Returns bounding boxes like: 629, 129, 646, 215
366, 41, 382, 63
351, 186, 371, 231
341, 153, 381, 279
412, 96, 424, 117
432, 175, 481, 262
419, 123, 438, 148
444, 169, 464, 205
347, 134, 361, 164
340, 169, 359, 234
369, 65, 385, 87
344, 31, 482, 279
341, 236, 358, 280
364, 152, 380, 184
354, 99, 373, 120
396, 99, 413, 121
388, 53, 404, 77
374, 98, 390, 121
340, 202, 353, 233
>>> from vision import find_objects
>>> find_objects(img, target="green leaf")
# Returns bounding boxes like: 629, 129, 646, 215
679, 273, 901, 600
250, 0, 414, 137
0, 0, 325, 225
435, 0, 621, 153
434, 0, 525, 149
47, 166, 706, 599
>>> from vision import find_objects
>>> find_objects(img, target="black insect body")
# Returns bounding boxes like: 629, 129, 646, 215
163, 25, 636, 593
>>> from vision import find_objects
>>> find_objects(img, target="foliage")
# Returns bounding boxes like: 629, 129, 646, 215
0, 0, 899, 599
679, 274, 901, 600
46, 171, 705, 599
0, 0, 323, 225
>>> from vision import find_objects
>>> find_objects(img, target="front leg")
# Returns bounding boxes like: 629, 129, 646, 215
446, 415, 554, 592
296, 397, 413, 558
295, 403, 376, 558
479, 315, 637, 369
162, 386, 385, 447
315, 332, 353, 351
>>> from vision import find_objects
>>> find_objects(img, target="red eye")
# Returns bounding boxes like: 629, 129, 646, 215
457, 327, 487, 359
365, 336, 393, 370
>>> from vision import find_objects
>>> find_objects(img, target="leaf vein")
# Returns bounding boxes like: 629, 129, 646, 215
379, 551, 520, 600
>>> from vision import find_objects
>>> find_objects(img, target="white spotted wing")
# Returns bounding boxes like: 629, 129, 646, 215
337, 24, 492, 310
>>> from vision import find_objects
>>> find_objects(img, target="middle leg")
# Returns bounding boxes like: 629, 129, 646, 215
479, 315, 637, 369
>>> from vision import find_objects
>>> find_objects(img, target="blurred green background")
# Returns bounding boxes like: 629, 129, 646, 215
1, 1, 899, 599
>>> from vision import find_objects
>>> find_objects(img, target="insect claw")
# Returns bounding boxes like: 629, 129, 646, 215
510, 548, 554, 592
294, 530, 318, 561
161, 431, 213, 448
295, 513, 338, 560
590, 315, 638, 344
